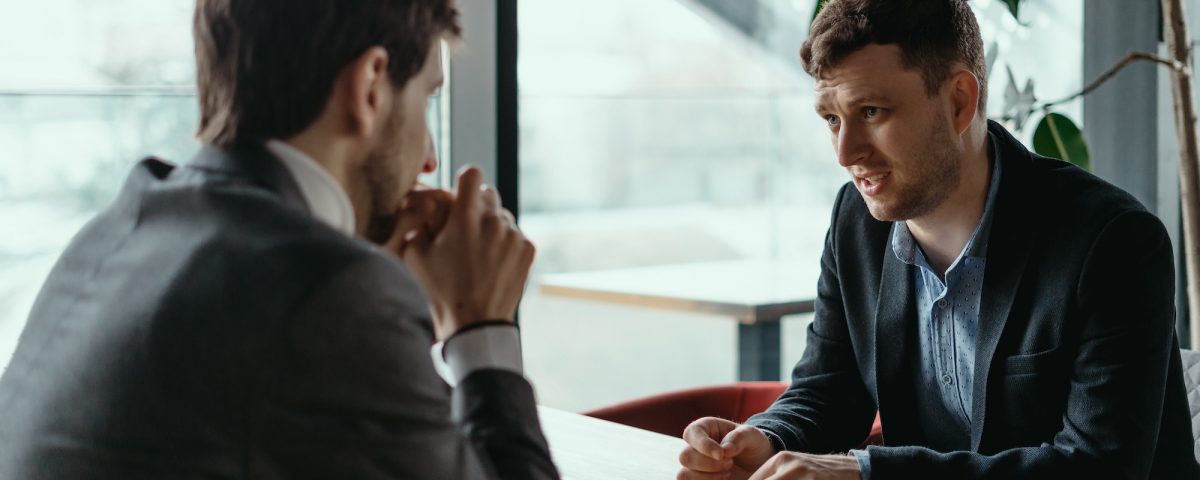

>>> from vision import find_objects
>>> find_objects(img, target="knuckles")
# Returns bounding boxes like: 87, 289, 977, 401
678, 447, 694, 466
763, 451, 810, 475
479, 213, 505, 236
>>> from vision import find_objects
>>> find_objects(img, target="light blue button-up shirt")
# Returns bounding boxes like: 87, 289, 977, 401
852, 152, 1001, 479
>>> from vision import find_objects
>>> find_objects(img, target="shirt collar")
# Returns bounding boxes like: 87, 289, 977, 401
264, 139, 356, 236
892, 133, 1004, 268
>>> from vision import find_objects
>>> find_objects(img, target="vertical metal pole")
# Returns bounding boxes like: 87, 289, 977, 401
738, 320, 782, 381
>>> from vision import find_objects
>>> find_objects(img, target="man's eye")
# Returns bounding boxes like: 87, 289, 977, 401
825, 115, 840, 126
864, 106, 881, 118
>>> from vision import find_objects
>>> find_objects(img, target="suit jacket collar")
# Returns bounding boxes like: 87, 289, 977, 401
968, 120, 1040, 450
872, 120, 1040, 450
187, 144, 310, 215
874, 227, 920, 444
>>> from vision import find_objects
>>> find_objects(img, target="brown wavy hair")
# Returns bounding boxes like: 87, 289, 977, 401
802, 0, 986, 111
193, 0, 461, 148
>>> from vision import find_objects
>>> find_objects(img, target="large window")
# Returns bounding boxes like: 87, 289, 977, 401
0, 0, 197, 370
517, 0, 841, 412
0, 1, 451, 372
0, 0, 1083, 398
517, 0, 1082, 412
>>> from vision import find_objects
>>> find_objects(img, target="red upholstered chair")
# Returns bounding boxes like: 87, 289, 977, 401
584, 382, 884, 448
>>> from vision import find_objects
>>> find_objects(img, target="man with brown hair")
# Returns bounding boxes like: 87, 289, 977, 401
0, 1, 559, 478
679, 0, 1199, 478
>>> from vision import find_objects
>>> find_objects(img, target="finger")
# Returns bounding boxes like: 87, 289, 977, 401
396, 228, 434, 280
503, 243, 533, 312
744, 467, 773, 480
452, 166, 484, 217
480, 184, 500, 211
678, 447, 734, 473
493, 232, 535, 313
499, 208, 516, 228
719, 426, 760, 458
383, 221, 425, 256
676, 467, 733, 480
480, 211, 505, 239
398, 189, 441, 212
683, 418, 729, 460
423, 188, 455, 235
384, 191, 443, 253
518, 236, 536, 271
399, 227, 432, 266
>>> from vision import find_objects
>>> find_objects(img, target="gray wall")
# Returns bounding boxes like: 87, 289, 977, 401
1083, 1, 1161, 211
449, 0, 498, 186
1084, 0, 1192, 345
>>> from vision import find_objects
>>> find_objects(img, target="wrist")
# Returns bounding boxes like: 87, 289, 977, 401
429, 304, 509, 340
438, 303, 514, 326
442, 319, 519, 351
754, 425, 785, 453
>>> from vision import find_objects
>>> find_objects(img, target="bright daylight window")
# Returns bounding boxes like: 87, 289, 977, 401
516, 0, 1081, 412
0, 0, 1079, 397
0, 0, 450, 372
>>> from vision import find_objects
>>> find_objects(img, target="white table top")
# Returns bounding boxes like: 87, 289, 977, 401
538, 259, 820, 323
539, 406, 684, 480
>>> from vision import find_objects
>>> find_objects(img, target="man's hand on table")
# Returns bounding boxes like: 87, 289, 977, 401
678, 417, 861, 480
746, 451, 860, 480
679, 417, 774, 480
385, 166, 534, 341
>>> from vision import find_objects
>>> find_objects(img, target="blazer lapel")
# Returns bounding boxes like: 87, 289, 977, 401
187, 144, 310, 214
874, 225, 919, 445
969, 125, 1038, 451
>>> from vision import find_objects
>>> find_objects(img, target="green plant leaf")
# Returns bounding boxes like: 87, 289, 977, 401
1003, 0, 1022, 21
812, 0, 831, 25
1032, 113, 1091, 171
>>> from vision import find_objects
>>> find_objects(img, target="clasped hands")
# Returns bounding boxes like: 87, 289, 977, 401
679, 417, 861, 480
381, 168, 859, 479
382, 166, 534, 341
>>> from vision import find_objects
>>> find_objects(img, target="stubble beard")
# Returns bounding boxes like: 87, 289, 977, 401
868, 111, 961, 222
362, 108, 406, 245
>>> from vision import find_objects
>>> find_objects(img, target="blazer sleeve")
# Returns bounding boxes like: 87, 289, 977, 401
745, 183, 878, 453
867, 210, 1180, 479
246, 254, 559, 480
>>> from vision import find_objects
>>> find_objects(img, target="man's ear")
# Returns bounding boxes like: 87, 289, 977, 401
341, 46, 391, 138
948, 69, 981, 135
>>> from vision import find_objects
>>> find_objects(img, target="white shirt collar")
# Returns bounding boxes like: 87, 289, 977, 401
264, 139, 356, 236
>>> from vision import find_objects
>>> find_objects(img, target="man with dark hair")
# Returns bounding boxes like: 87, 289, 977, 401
679, 0, 1200, 478
0, 1, 560, 479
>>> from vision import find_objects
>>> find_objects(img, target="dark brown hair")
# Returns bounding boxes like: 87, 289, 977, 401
193, 0, 461, 148
802, 0, 986, 110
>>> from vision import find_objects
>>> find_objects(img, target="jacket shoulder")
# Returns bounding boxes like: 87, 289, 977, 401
1020, 155, 1165, 250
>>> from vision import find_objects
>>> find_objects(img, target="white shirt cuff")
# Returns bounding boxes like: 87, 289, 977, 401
429, 324, 523, 386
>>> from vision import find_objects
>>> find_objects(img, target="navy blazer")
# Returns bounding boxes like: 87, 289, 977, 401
0, 146, 559, 479
748, 121, 1200, 478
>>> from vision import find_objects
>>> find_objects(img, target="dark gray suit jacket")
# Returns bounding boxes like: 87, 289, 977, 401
0, 146, 560, 479
748, 121, 1200, 478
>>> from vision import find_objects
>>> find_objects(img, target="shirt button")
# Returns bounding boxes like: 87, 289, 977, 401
937, 299, 948, 308
942, 374, 953, 385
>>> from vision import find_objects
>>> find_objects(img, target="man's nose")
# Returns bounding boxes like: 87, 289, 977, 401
422, 132, 438, 174
835, 123, 869, 167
